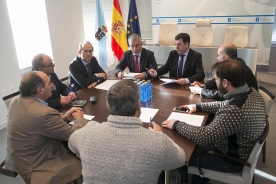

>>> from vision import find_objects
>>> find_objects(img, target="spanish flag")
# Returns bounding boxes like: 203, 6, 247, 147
111, 0, 128, 61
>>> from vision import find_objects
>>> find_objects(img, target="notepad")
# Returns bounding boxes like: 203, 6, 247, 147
167, 112, 204, 127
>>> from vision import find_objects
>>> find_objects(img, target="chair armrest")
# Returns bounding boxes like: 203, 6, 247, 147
196, 151, 251, 178
0, 160, 18, 177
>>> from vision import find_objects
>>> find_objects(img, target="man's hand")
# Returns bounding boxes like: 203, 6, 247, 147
162, 119, 177, 129
72, 108, 84, 119
68, 92, 77, 100
180, 104, 196, 114
149, 69, 157, 77
134, 73, 146, 80
118, 72, 124, 79
60, 96, 72, 105
189, 86, 202, 95
191, 81, 204, 88
63, 107, 83, 121
97, 72, 107, 79
148, 121, 163, 132
87, 82, 97, 88
177, 78, 186, 85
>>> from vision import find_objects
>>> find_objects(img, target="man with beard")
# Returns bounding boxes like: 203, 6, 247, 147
68, 80, 185, 183
189, 42, 258, 100
162, 60, 266, 183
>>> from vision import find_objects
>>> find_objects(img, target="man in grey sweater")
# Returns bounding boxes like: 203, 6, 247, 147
69, 80, 185, 183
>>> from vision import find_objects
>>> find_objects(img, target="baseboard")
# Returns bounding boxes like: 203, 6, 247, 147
0, 120, 7, 130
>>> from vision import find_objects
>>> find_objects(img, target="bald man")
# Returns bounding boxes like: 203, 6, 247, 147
5, 71, 87, 184
32, 54, 77, 109
190, 43, 258, 100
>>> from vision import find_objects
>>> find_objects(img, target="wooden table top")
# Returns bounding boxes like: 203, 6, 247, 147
59, 76, 212, 164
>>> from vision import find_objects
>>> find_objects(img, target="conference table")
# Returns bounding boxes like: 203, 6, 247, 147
59, 75, 213, 183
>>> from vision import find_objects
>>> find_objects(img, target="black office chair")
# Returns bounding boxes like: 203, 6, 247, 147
0, 160, 26, 184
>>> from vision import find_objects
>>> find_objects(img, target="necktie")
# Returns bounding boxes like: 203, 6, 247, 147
178, 55, 185, 78
86, 64, 92, 77
50, 77, 59, 99
134, 55, 139, 73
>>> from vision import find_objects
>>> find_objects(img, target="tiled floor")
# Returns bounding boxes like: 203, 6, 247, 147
1, 81, 275, 184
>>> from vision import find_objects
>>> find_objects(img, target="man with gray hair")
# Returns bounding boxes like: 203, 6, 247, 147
69, 80, 185, 183
32, 53, 77, 109
69, 41, 107, 92
6, 71, 87, 184
115, 33, 158, 79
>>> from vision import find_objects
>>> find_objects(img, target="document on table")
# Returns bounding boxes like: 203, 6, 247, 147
69, 114, 95, 125
167, 112, 204, 127
95, 80, 119, 90
139, 107, 159, 123
159, 78, 178, 85
122, 72, 140, 80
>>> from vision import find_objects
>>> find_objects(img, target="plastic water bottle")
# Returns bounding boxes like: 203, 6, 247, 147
147, 80, 152, 100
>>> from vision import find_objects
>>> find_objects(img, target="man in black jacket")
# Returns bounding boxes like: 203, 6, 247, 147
190, 42, 258, 100
69, 41, 106, 92
149, 33, 205, 85
115, 34, 158, 79
32, 54, 77, 109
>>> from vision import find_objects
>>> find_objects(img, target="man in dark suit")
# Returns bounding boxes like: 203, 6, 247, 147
69, 41, 107, 92
190, 42, 258, 100
115, 33, 158, 79
32, 54, 77, 109
149, 33, 205, 85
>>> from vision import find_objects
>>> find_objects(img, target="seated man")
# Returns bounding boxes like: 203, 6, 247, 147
69, 80, 185, 183
162, 60, 266, 183
32, 53, 77, 109
190, 42, 258, 100
5, 71, 87, 184
115, 33, 158, 79
149, 33, 205, 85
69, 41, 107, 92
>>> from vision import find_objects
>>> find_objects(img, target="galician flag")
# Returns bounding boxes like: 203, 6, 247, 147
95, 0, 114, 70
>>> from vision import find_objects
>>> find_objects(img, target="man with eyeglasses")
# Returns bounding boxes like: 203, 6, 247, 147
69, 41, 106, 92
32, 54, 77, 109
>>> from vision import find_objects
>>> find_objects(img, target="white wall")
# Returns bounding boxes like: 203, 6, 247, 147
45, 0, 85, 78
0, 0, 22, 129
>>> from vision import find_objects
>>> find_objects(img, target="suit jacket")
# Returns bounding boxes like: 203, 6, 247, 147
5, 96, 87, 184
46, 72, 74, 109
156, 49, 205, 83
69, 56, 106, 92
115, 48, 158, 78
202, 58, 258, 100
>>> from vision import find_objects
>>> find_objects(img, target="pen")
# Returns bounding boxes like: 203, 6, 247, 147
145, 68, 150, 71
149, 117, 152, 127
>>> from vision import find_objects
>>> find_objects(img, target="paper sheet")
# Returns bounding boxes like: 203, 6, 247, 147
95, 80, 119, 90
69, 114, 95, 125
139, 107, 159, 123
167, 112, 204, 127
159, 78, 178, 85
122, 72, 140, 80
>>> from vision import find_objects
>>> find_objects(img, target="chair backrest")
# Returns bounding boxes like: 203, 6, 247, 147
60, 76, 69, 87
158, 23, 178, 46
2, 91, 20, 110
0, 161, 26, 184
191, 19, 213, 47
224, 26, 248, 48
258, 85, 275, 115
242, 119, 269, 181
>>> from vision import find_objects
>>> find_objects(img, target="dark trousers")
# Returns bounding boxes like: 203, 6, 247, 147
178, 144, 244, 184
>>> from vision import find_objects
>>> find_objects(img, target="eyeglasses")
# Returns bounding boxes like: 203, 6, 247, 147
43, 62, 55, 68
81, 50, 93, 54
